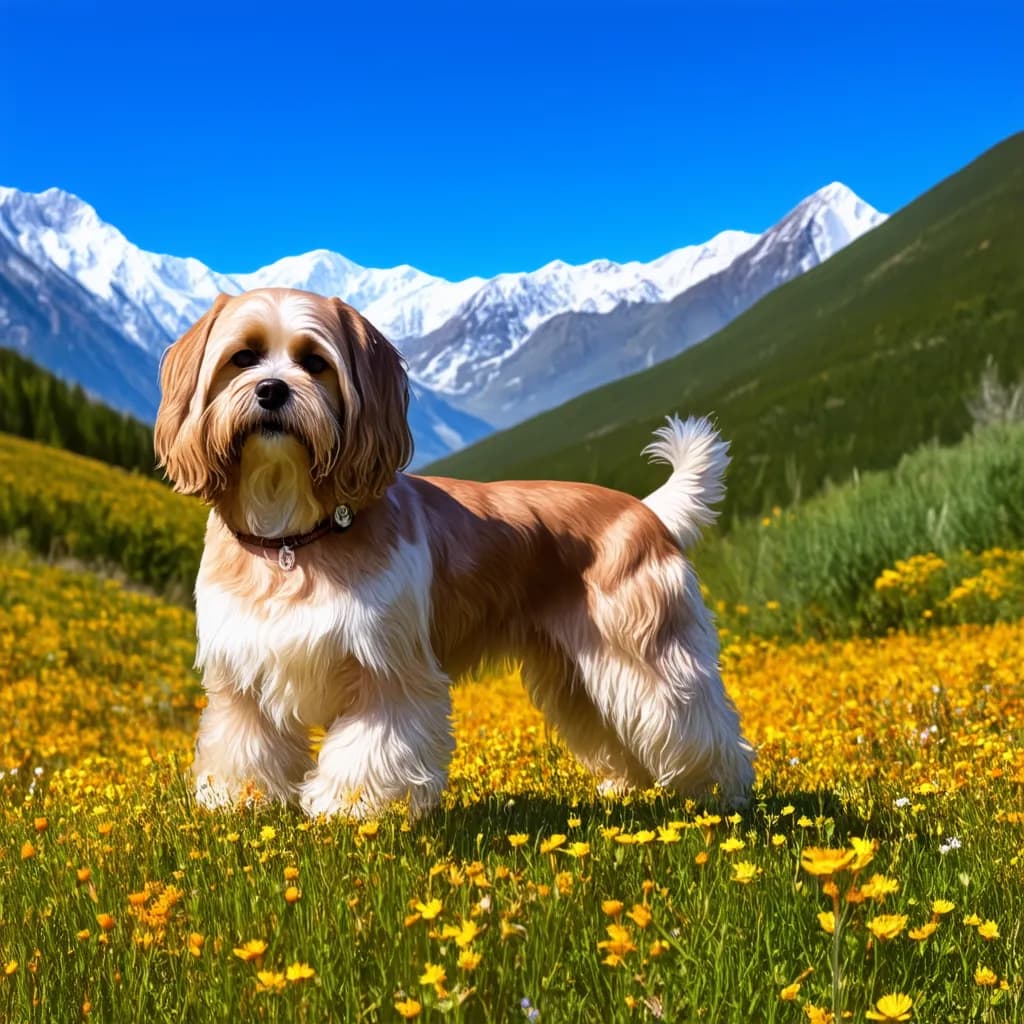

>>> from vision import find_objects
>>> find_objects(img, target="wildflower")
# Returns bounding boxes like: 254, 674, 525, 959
817, 911, 835, 934
76, 929, 90, 941
414, 898, 443, 921
283, 866, 299, 881
418, 962, 447, 997
771, 834, 787, 847
849, 837, 876, 871
626, 904, 652, 929
539, 834, 566, 854
454, 919, 481, 947
974, 966, 998, 986
284, 886, 301, 904
931, 899, 955, 916
939, 837, 962, 855
76, 868, 91, 884
963, 913, 982, 926
804, 1006, 834, 1024
394, 997, 422, 1019
601, 900, 624, 918
20, 842, 36, 860
732, 861, 763, 884
508, 833, 529, 848
187, 933, 204, 957
908, 921, 938, 941
657, 826, 681, 844
233, 939, 268, 962
780, 982, 801, 1001
565, 841, 590, 859
801, 847, 854, 877
977, 920, 1000, 940
358, 821, 379, 838
720, 837, 745, 853
96, 913, 116, 932
4, 961, 17, 976
865, 993, 913, 1021
285, 961, 315, 982
33, 817, 47, 833
868, 914, 908, 940
458, 949, 482, 971
694, 851, 709, 866
567, 816, 581, 827
255, 970, 286, 993
649, 939, 669, 957
597, 924, 636, 958
861, 875, 899, 901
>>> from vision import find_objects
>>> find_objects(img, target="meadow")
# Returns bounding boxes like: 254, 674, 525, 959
2, 425, 1024, 1021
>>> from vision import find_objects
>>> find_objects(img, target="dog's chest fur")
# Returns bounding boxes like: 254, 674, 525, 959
194, 533, 438, 729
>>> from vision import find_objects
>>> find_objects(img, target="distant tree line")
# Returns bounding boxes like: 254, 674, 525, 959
0, 348, 156, 474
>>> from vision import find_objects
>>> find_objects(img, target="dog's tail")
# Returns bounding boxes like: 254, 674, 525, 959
641, 415, 730, 550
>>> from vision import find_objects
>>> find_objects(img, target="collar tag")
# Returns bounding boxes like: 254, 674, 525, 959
278, 544, 296, 571
333, 504, 354, 530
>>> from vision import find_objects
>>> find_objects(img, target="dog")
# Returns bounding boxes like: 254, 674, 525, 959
155, 287, 755, 818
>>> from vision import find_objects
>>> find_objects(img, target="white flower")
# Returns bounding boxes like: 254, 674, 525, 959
894, 797, 910, 808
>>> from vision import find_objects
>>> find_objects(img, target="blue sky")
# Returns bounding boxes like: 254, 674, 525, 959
2, 1, 1020, 279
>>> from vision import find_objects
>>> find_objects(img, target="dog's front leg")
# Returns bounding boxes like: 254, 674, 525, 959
192, 676, 314, 809
300, 669, 454, 820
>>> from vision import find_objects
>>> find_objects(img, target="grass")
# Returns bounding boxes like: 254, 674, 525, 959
2, 549, 1024, 1022
699, 421, 1024, 639
425, 132, 1024, 522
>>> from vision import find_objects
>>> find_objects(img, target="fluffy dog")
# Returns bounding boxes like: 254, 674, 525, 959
155, 287, 754, 817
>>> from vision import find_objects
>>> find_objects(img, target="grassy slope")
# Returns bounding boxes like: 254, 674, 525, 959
425, 133, 1024, 521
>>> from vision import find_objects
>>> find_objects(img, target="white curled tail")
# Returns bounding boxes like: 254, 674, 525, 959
641, 415, 730, 550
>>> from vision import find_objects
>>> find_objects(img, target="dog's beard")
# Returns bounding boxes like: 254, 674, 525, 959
236, 432, 324, 537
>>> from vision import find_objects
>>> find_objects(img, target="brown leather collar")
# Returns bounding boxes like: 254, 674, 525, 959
231, 504, 354, 569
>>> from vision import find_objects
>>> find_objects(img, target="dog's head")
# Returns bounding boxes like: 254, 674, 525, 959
155, 288, 413, 509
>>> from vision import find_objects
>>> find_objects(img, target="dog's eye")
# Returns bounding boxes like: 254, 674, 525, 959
231, 349, 260, 369
301, 354, 328, 375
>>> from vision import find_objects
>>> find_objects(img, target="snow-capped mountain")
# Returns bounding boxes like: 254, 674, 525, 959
0, 181, 885, 460
412, 184, 888, 425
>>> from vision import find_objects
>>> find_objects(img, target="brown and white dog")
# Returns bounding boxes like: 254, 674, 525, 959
155, 287, 754, 818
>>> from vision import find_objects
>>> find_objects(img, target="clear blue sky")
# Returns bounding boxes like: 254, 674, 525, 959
2, 1, 1020, 279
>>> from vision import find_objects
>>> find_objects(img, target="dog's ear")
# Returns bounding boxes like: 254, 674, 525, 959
330, 298, 414, 505
155, 293, 231, 495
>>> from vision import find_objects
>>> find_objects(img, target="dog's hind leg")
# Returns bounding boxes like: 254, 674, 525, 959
519, 645, 652, 793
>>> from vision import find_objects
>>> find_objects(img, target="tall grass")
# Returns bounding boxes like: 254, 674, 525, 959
699, 422, 1024, 638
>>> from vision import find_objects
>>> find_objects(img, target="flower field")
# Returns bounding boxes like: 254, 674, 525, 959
2, 547, 1023, 1022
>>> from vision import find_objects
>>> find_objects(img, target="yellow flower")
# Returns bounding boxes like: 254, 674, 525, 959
414, 898, 443, 921
33, 817, 48, 833
626, 904, 652, 929
20, 842, 36, 860
868, 914, 908, 941
259, 826, 276, 842
632, 830, 656, 845
908, 921, 938, 941
780, 982, 801, 1001
567, 815, 581, 827
597, 923, 636, 957
849, 837, 877, 871
394, 998, 422, 1019
931, 899, 955, 916
508, 833, 529, 848
540, 833, 566, 854
817, 911, 835, 935
732, 861, 763, 884
453, 919, 480, 948
4, 961, 18, 976
974, 965, 998, 986
804, 1006, 834, 1024
358, 821, 379, 838
457, 949, 482, 971
649, 939, 669, 957
418, 962, 447, 996
283, 866, 299, 881
780, 805, 795, 816
565, 841, 590, 859
255, 970, 286, 993
861, 874, 900, 901
657, 826, 681, 844
233, 939, 268, 962
695, 851, 709, 866
284, 886, 301, 904
76, 929, 91, 941
96, 913, 116, 932
771, 834, 787, 847
720, 837, 745, 853
865, 992, 913, 1021
76, 868, 92, 884
801, 847, 854, 877
963, 913, 982, 926
285, 961, 315, 982
977, 920, 1000, 940
602, 899, 624, 918
187, 933, 204, 957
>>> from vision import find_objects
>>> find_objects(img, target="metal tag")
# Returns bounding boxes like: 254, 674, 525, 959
334, 504, 354, 529
278, 544, 296, 571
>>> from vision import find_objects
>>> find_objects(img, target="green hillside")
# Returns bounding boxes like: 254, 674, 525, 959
425, 133, 1024, 521
0, 347, 155, 474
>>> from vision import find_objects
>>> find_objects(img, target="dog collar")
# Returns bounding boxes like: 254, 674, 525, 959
231, 504, 355, 570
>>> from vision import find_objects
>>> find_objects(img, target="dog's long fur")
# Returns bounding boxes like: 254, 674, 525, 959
156, 287, 755, 817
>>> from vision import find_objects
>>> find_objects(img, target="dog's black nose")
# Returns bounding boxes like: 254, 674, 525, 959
255, 378, 290, 410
